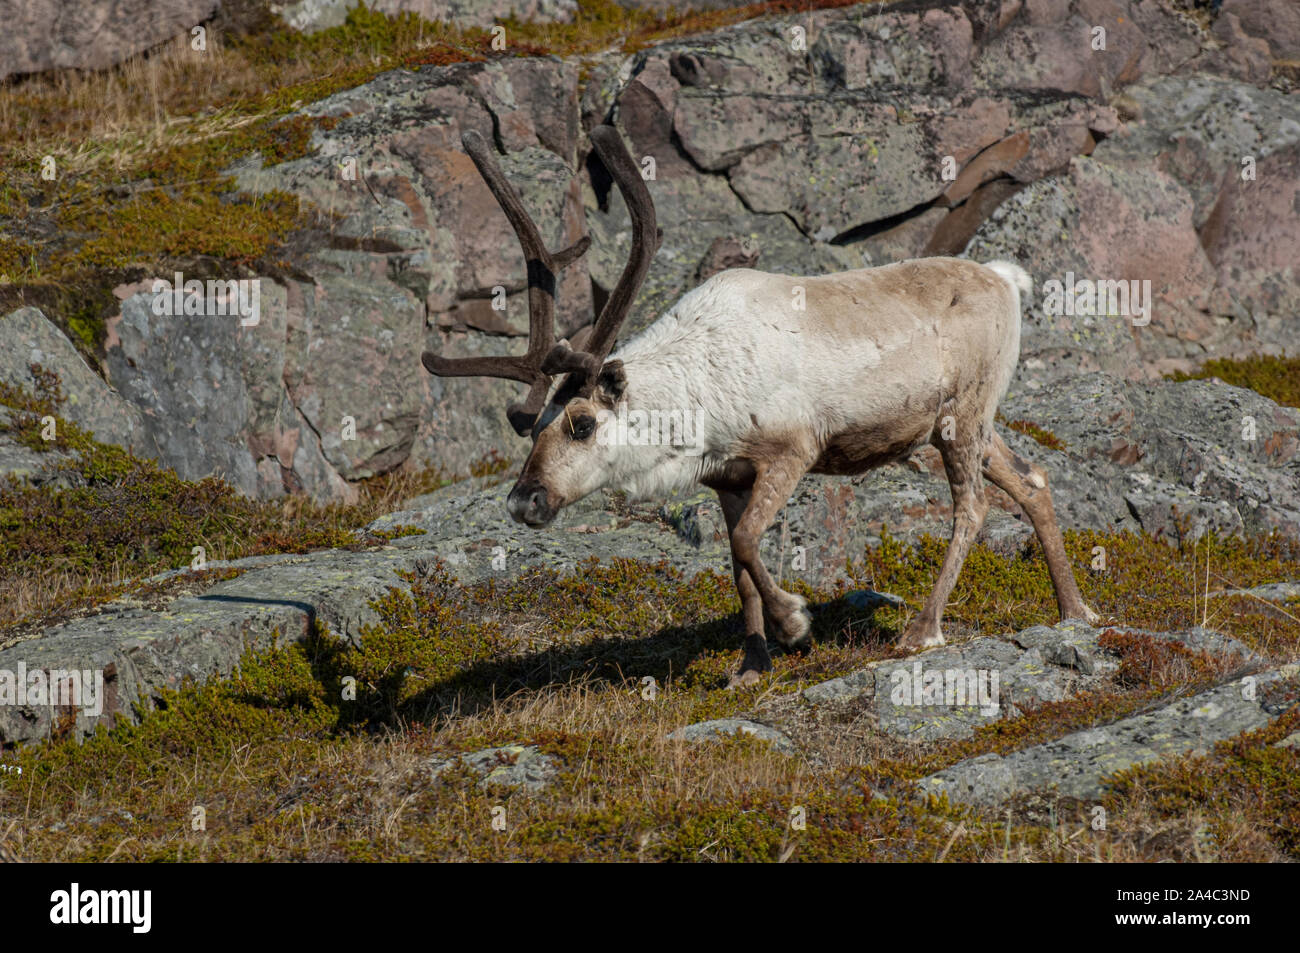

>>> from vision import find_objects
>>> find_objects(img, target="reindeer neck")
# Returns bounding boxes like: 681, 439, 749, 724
602, 351, 710, 500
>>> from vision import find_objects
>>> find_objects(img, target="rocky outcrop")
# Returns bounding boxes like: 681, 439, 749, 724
5, 363, 1297, 749
969, 74, 1300, 381
916, 663, 1299, 805
102, 282, 359, 499
0, 0, 218, 81
87, 56, 586, 497
667, 718, 796, 754
999, 374, 1300, 540
1222, 0, 1300, 61
0, 308, 151, 457
428, 743, 560, 790
277, 0, 578, 33
11, 1, 1291, 502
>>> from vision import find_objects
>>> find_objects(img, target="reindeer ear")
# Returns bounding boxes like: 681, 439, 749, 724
596, 359, 627, 401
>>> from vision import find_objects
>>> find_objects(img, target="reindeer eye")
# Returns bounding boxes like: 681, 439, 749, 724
570, 414, 596, 440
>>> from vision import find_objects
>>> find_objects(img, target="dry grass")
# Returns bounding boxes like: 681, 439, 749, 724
2, 526, 1297, 862
0, 457, 460, 635
0, 33, 263, 176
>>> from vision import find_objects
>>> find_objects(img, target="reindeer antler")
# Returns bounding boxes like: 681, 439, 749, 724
421, 128, 591, 435
421, 124, 658, 434
540, 124, 660, 393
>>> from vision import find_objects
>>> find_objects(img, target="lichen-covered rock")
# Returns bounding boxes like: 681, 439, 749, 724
801, 620, 1120, 740
1000, 374, 1300, 540
916, 665, 1300, 806
0, 307, 152, 456
104, 283, 358, 499
0, 0, 218, 81
428, 744, 560, 791
232, 57, 587, 486
667, 718, 795, 754
968, 73, 1300, 382
277, 0, 577, 34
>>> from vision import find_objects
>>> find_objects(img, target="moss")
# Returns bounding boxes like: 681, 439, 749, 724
1097, 627, 1220, 689
468, 449, 512, 479
140, 114, 340, 185
1168, 352, 1300, 409
59, 187, 302, 270
367, 525, 427, 541
0, 271, 125, 361
0, 362, 64, 428
0, 233, 37, 282
996, 412, 1067, 451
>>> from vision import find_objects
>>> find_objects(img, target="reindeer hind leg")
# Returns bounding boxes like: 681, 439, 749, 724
982, 433, 1098, 623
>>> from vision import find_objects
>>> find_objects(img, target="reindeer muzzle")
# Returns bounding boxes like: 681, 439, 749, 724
507, 480, 557, 527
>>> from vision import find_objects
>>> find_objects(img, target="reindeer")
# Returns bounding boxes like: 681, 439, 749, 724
424, 124, 1098, 688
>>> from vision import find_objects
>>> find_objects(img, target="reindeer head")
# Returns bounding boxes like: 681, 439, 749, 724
421, 125, 659, 527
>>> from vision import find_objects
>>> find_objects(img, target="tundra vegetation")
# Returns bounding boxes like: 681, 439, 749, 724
1, 369, 1299, 860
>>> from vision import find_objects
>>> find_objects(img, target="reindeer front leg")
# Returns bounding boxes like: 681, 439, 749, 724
717, 489, 772, 688
717, 453, 815, 688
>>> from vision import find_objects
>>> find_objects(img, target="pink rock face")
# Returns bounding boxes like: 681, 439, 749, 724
1210, 12, 1274, 85
1069, 156, 1220, 360
942, 132, 1031, 206
976, 11, 1145, 99
1201, 143, 1300, 321
0, 0, 217, 80
620, 58, 693, 176
818, 6, 974, 90
932, 98, 1014, 166
1223, 0, 1300, 59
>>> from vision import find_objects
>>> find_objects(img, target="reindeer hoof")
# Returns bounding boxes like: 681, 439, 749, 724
896, 623, 944, 653
726, 669, 764, 690
727, 634, 772, 689
768, 596, 813, 650
1060, 601, 1101, 625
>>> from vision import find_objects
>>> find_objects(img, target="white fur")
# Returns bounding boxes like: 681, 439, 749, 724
547, 257, 1027, 504
984, 260, 1032, 296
